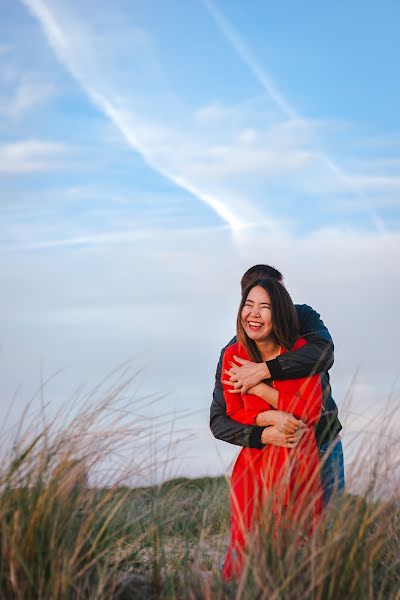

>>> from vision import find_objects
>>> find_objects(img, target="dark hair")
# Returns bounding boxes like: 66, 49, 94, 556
237, 277, 299, 362
241, 264, 283, 294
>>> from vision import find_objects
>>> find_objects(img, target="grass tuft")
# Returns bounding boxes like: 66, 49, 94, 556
1, 375, 400, 598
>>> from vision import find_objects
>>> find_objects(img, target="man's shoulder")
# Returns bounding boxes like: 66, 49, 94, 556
216, 336, 237, 368
221, 336, 237, 352
294, 303, 318, 316
221, 339, 240, 363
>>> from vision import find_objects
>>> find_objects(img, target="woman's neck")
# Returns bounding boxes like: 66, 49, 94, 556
255, 337, 281, 362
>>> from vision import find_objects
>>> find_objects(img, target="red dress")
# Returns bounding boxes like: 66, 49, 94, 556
222, 339, 323, 581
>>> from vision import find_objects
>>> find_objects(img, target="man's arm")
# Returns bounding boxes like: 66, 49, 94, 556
210, 349, 265, 449
267, 304, 334, 380
228, 304, 334, 393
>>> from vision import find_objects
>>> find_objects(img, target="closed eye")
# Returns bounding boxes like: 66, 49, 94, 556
244, 302, 271, 308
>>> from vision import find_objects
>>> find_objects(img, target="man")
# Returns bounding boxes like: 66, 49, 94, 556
210, 264, 344, 505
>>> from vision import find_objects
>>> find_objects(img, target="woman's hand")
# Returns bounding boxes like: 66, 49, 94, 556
224, 356, 271, 394
255, 409, 308, 434
261, 425, 306, 448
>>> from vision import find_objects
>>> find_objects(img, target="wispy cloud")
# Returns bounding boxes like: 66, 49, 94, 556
195, 102, 236, 124
203, 0, 387, 234
2, 0, 399, 483
0, 46, 12, 57
7, 74, 56, 118
87, 91, 246, 230
0, 139, 67, 173
20, 0, 251, 232
3, 221, 232, 252
18, 0, 397, 239
1, 215, 399, 476
203, 0, 298, 121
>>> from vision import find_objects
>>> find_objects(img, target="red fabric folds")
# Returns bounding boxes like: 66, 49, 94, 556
222, 340, 323, 581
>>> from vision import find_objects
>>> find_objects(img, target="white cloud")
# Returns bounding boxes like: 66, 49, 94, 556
0, 61, 20, 84
0, 0, 396, 485
1, 225, 400, 480
203, 0, 389, 234
346, 174, 400, 193
18, 0, 399, 236
0, 139, 67, 173
8, 74, 56, 118
18, 0, 327, 234
0, 46, 12, 56
20, 0, 250, 231
11, 227, 210, 250
238, 128, 256, 144
294, 161, 400, 212
195, 101, 235, 124
203, 0, 297, 119
185, 141, 313, 180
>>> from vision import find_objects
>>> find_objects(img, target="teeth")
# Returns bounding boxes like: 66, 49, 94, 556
248, 322, 262, 327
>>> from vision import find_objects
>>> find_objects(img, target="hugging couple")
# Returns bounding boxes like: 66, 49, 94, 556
209, 264, 344, 581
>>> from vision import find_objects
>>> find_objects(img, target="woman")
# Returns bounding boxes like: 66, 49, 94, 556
221, 278, 323, 581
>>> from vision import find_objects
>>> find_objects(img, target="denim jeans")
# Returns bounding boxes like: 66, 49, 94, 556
319, 437, 345, 506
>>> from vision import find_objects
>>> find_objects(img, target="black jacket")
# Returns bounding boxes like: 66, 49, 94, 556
209, 304, 342, 450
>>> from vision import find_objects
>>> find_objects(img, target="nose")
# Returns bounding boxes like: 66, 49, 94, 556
250, 305, 261, 316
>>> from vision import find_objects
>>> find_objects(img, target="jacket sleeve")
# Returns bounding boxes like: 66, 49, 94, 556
209, 347, 265, 449
266, 304, 334, 380
276, 375, 322, 427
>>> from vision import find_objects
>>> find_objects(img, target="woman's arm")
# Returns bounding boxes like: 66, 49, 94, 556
254, 405, 307, 434
210, 346, 266, 449
222, 348, 261, 425
248, 379, 322, 427
276, 378, 322, 426
246, 382, 278, 408
224, 386, 261, 425
210, 346, 305, 447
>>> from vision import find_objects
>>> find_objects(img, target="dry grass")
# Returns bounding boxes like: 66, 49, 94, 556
1, 373, 400, 598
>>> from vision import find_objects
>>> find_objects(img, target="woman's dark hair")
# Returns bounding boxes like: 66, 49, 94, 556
236, 277, 299, 362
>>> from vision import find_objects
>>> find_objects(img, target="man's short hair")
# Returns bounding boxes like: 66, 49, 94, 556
241, 264, 283, 293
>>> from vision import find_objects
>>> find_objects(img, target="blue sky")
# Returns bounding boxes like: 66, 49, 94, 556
1, 0, 399, 482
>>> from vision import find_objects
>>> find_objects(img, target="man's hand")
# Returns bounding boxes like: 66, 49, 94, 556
256, 410, 308, 434
261, 425, 306, 448
223, 355, 271, 394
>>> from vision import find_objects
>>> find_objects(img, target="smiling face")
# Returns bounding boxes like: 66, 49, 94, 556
240, 285, 274, 343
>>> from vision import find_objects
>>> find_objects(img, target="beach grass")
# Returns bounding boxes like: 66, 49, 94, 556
1, 379, 400, 599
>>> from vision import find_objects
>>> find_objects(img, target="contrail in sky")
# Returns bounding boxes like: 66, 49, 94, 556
89, 91, 244, 230
21, 0, 244, 231
203, 0, 386, 234
21, 0, 386, 237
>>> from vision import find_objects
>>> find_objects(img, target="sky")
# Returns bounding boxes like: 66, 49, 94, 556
1, 0, 400, 485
